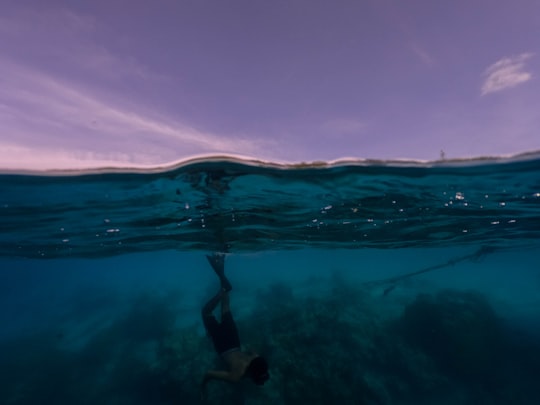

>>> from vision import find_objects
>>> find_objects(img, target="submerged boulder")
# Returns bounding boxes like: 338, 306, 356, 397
398, 290, 502, 383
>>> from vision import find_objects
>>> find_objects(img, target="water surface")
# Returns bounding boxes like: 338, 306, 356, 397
1, 155, 539, 404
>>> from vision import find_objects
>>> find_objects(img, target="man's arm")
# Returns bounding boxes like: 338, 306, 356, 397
200, 369, 242, 400
203, 369, 241, 384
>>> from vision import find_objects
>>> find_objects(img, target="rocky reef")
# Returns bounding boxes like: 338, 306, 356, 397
1, 280, 539, 404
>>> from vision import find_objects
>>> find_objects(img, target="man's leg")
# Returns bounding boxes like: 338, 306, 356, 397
206, 253, 232, 291
221, 290, 231, 317
219, 290, 241, 350
202, 288, 227, 354
202, 289, 224, 318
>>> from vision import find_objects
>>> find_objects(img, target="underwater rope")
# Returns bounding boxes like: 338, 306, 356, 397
366, 245, 498, 295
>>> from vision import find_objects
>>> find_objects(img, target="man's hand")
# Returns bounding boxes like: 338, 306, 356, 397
199, 383, 207, 402
200, 374, 211, 402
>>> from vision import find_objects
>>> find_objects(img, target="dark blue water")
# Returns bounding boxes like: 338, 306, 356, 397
1, 155, 539, 404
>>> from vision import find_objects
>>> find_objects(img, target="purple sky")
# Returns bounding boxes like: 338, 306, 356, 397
1, 0, 539, 170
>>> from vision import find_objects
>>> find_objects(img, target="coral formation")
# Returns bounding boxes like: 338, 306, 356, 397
0, 282, 538, 404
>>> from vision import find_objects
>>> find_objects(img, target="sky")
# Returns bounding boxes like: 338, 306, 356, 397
1, 0, 539, 170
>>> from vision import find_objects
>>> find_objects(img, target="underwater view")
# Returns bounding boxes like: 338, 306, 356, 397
1, 154, 540, 404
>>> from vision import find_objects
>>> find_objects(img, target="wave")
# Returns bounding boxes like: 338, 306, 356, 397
2, 149, 540, 176
2, 147, 540, 258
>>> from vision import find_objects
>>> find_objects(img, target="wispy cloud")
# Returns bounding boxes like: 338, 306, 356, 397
322, 118, 367, 135
481, 53, 534, 96
0, 7, 164, 82
409, 43, 435, 67
0, 58, 270, 170
0, 143, 138, 171
0, 7, 273, 170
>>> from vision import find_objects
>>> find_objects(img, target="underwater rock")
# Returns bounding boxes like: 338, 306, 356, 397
2, 285, 539, 404
398, 289, 502, 383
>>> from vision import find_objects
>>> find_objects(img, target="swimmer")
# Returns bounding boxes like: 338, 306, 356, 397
200, 253, 269, 399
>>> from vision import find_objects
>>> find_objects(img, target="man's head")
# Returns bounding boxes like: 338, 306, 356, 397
246, 356, 269, 385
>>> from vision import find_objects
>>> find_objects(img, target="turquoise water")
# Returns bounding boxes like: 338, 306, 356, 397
1, 155, 540, 404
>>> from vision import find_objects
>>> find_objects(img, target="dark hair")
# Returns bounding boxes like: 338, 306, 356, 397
246, 356, 269, 385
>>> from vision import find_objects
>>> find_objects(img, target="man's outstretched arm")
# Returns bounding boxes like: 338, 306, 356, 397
200, 369, 242, 399
202, 369, 242, 384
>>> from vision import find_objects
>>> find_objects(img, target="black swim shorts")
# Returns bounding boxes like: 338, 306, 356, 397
203, 311, 241, 355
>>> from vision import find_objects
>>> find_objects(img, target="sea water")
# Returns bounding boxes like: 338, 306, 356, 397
1, 155, 539, 404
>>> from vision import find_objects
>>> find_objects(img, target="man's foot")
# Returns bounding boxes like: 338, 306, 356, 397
206, 253, 232, 291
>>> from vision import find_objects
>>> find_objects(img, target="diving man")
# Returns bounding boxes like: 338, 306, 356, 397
200, 253, 269, 398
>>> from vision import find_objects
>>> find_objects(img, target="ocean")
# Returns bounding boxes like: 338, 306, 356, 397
1, 154, 539, 404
